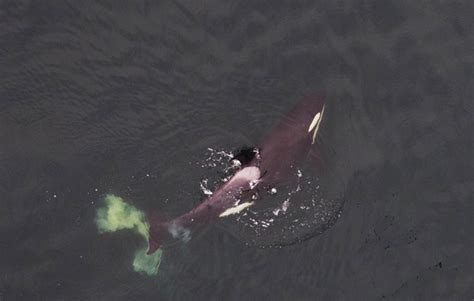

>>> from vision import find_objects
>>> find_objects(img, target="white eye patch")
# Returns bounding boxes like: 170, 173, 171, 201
308, 104, 325, 144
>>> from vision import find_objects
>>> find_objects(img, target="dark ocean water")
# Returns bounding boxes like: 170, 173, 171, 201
1, 1, 473, 300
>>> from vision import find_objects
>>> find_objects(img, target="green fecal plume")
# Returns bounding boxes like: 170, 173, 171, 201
133, 246, 162, 276
96, 194, 149, 238
95, 194, 162, 276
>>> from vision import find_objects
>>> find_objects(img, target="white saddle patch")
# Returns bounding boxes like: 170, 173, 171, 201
227, 166, 261, 185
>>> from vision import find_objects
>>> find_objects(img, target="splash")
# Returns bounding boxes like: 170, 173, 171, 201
95, 194, 162, 276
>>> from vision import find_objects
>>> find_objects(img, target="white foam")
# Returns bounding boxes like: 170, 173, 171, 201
168, 222, 191, 242
200, 179, 213, 196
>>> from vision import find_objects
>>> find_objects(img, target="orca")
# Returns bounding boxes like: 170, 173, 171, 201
147, 95, 326, 254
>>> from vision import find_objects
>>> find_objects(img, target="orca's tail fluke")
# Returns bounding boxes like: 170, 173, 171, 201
95, 194, 164, 276
147, 215, 172, 254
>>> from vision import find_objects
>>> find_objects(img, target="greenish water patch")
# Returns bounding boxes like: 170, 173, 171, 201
95, 194, 162, 276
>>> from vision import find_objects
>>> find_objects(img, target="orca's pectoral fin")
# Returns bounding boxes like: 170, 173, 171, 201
219, 201, 255, 217
308, 104, 326, 144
